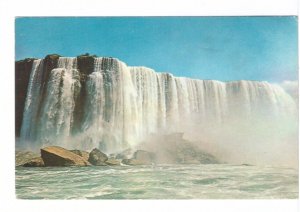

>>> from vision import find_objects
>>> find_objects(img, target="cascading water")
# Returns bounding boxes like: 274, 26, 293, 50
20, 59, 43, 141
37, 57, 81, 143
19, 57, 297, 155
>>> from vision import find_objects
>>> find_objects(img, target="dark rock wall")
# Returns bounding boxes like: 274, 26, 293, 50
72, 55, 95, 134
15, 59, 34, 137
15, 54, 60, 137
16, 55, 113, 137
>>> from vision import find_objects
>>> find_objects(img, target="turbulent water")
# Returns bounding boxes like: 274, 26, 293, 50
15, 164, 298, 199
19, 57, 297, 154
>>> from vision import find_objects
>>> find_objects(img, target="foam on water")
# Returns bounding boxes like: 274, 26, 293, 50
15, 165, 298, 199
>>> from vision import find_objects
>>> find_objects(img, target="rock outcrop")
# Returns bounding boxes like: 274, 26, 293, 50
15, 59, 35, 137
72, 54, 95, 134
105, 158, 121, 166
121, 158, 151, 166
171, 140, 219, 164
115, 148, 133, 159
121, 150, 156, 165
22, 157, 45, 167
15, 150, 40, 166
70, 150, 89, 161
137, 133, 220, 164
88, 148, 108, 166
41, 146, 90, 166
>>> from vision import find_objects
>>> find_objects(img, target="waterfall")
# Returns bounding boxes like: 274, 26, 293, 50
20, 59, 43, 141
20, 57, 81, 146
19, 57, 297, 153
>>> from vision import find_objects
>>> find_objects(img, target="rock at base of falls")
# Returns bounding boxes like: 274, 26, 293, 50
121, 150, 156, 166
15, 150, 40, 166
121, 158, 153, 166
88, 148, 108, 166
105, 158, 121, 166
164, 140, 220, 164
70, 150, 90, 161
136, 133, 220, 164
115, 148, 133, 160
22, 157, 45, 167
41, 146, 91, 166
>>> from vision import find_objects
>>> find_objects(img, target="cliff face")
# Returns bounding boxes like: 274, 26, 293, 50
15, 59, 34, 137
15, 54, 60, 137
72, 55, 95, 134
15, 54, 97, 137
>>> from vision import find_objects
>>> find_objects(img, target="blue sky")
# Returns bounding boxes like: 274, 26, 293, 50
15, 17, 298, 82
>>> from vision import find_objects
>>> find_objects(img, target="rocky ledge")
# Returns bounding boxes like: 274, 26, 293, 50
16, 146, 123, 167
16, 134, 221, 167
16, 146, 220, 167
41, 146, 91, 166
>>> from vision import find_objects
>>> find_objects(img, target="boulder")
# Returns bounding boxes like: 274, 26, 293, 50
115, 148, 132, 159
133, 150, 156, 163
88, 148, 108, 166
70, 150, 89, 161
22, 157, 45, 167
41, 146, 90, 166
136, 133, 220, 164
121, 158, 152, 166
105, 158, 121, 166
15, 151, 40, 166
176, 141, 219, 164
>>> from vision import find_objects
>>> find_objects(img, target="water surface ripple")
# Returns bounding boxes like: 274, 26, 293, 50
15, 164, 298, 199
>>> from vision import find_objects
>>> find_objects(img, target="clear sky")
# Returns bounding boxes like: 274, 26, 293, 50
15, 17, 298, 82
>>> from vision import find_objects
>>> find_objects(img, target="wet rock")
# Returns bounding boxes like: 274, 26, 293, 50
72, 55, 95, 133
115, 148, 133, 159
15, 59, 35, 137
88, 148, 108, 166
41, 146, 90, 166
15, 151, 40, 166
121, 158, 152, 166
174, 141, 219, 164
70, 150, 89, 161
137, 133, 220, 164
121, 150, 156, 165
105, 158, 121, 166
77, 54, 95, 76
22, 157, 45, 167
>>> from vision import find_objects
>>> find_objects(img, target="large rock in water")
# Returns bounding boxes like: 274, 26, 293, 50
22, 157, 45, 167
115, 148, 133, 159
88, 148, 108, 166
136, 133, 220, 164
105, 158, 121, 166
15, 151, 40, 166
70, 150, 90, 161
121, 150, 156, 165
121, 158, 150, 166
41, 146, 90, 166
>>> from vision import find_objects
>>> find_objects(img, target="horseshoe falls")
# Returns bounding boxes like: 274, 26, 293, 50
17, 56, 297, 165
